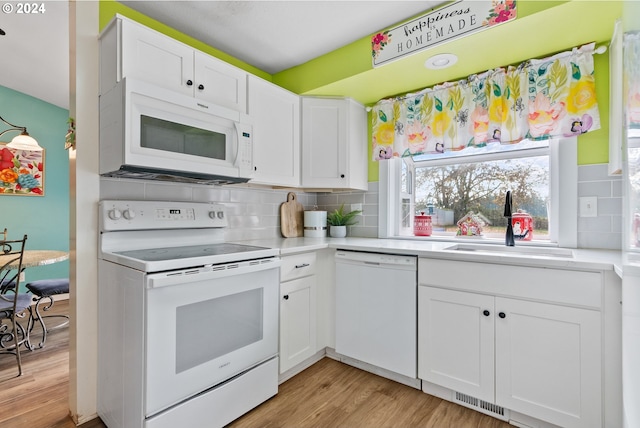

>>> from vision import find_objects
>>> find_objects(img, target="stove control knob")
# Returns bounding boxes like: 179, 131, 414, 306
108, 209, 122, 220
217, 211, 224, 220
208, 211, 217, 219
122, 209, 136, 220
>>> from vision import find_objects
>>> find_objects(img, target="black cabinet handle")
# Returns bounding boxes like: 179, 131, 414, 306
186, 79, 193, 86
283, 295, 289, 300
498, 312, 506, 319
295, 263, 310, 269
483, 310, 490, 317
198, 84, 205, 90
340, 174, 345, 178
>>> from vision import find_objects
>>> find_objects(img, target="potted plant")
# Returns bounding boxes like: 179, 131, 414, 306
327, 204, 362, 238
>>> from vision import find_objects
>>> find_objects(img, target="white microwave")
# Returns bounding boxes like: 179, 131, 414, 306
99, 78, 254, 184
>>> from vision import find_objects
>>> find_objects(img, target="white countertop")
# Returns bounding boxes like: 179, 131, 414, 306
235, 236, 623, 274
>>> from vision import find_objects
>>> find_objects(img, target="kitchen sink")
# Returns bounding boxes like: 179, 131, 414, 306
444, 243, 574, 258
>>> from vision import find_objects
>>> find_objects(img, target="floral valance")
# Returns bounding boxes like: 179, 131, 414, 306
372, 43, 601, 160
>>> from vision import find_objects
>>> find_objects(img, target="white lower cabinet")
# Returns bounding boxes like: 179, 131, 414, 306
418, 258, 605, 428
494, 297, 601, 427
279, 253, 317, 374
418, 287, 495, 401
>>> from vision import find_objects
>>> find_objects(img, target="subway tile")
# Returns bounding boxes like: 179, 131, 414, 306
362, 204, 379, 217
144, 182, 193, 201
578, 164, 613, 182
578, 181, 612, 198
577, 231, 622, 250
612, 180, 623, 197
598, 197, 623, 216
100, 178, 145, 200
192, 186, 231, 202
612, 215, 623, 233
577, 216, 612, 233
365, 192, 379, 205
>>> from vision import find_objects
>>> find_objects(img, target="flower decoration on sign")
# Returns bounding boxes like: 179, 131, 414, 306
372, 30, 391, 60
484, 0, 517, 26
0, 145, 44, 195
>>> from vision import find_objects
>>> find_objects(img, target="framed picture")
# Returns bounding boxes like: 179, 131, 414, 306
0, 143, 45, 196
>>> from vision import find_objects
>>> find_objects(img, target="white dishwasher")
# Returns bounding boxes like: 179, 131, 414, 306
335, 250, 417, 379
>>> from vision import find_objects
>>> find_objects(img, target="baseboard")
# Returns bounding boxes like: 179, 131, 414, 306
326, 347, 421, 390
278, 349, 326, 384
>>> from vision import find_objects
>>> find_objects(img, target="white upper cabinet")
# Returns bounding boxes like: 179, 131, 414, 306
247, 75, 300, 187
100, 15, 247, 113
194, 51, 247, 113
301, 97, 368, 190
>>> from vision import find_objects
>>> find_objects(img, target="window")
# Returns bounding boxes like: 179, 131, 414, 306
379, 138, 578, 246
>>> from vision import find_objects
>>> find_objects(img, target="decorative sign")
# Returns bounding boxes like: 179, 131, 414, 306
372, 0, 517, 67
0, 144, 44, 196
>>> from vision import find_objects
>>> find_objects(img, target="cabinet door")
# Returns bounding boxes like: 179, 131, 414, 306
301, 98, 346, 188
418, 286, 495, 402
120, 18, 194, 97
247, 76, 300, 187
195, 51, 247, 112
279, 276, 316, 373
495, 297, 602, 428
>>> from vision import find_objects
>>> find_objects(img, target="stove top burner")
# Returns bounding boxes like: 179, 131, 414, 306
115, 243, 269, 262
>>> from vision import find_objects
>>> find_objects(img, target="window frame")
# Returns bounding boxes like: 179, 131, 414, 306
378, 137, 578, 247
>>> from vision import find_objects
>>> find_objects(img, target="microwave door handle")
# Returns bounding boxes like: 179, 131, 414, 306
232, 122, 241, 167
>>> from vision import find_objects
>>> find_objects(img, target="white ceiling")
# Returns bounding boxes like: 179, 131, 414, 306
0, 0, 444, 110
121, 1, 445, 74
0, 0, 69, 109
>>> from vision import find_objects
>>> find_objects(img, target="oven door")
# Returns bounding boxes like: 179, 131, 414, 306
144, 259, 279, 417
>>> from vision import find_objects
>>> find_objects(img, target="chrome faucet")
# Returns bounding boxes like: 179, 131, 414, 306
504, 191, 515, 246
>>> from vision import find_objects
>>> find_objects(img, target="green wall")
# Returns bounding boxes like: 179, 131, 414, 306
0, 85, 69, 284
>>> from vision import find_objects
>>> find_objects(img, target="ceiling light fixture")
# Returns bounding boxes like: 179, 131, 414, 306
0, 115, 43, 151
425, 53, 458, 70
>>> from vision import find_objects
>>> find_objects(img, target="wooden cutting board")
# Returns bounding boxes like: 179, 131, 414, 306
280, 192, 304, 238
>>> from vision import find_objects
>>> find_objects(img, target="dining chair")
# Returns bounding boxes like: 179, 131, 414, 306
25, 278, 70, 350
0, 234, 30, 377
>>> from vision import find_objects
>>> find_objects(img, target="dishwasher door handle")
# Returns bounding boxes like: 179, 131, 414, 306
364, 261, 381, 266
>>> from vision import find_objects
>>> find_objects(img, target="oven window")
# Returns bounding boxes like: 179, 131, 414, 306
141, 115, 227, 160
175, 288, 263, 373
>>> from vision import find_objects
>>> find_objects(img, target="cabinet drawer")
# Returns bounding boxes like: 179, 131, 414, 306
419, 258, 602, 309
281, 252, 316, 282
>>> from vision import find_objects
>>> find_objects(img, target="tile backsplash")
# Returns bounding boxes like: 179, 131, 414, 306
100, 177, 379, 240
102, 166, 621, 250
577, 163, 622, 250
316, 182, 379, 238
100, 178, 317, 241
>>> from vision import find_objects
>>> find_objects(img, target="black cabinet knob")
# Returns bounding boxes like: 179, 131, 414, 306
186, 79, 193, 86
483, 310, 490, 317
198, 84, 205, 90
283, 295, 289, 300
498, 312, 506, 319
340, 174, 345, 178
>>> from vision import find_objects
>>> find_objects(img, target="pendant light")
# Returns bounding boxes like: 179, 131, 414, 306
0, 115, 43, 151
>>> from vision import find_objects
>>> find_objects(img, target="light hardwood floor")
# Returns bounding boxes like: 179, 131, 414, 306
1, 300, 509, 428
0, 299, 104, 428
230, 358, 511, 428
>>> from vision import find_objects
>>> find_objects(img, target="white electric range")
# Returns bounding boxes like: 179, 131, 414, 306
97, 200, 280, 428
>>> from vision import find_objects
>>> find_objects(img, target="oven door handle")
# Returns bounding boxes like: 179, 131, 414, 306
146, 258, 281, 289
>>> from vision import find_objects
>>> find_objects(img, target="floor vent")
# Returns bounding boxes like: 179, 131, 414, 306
453, 392, 509, 421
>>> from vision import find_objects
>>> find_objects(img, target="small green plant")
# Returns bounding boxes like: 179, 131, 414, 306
327, 204, 362, 226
